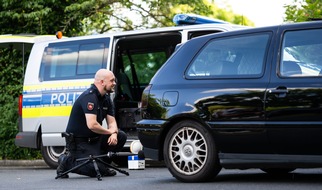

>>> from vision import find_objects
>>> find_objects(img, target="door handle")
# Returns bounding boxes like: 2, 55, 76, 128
268, 87, 288, 98
268, 89, 288, 94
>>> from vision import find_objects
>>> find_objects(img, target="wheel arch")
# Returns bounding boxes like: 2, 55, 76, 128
36, 126, 42, 149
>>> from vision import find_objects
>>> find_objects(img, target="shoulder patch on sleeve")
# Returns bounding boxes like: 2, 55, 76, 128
87, 102, 94, 111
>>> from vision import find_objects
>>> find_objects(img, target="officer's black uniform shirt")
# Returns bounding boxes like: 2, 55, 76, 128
66, 84, 115, 138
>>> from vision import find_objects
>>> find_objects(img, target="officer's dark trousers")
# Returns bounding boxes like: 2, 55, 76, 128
64, 131, 127, 177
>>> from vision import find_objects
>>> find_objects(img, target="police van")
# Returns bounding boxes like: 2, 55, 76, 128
14, 14, 248, 168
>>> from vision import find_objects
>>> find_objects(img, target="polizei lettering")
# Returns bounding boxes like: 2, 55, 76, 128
49, 92, 82, 105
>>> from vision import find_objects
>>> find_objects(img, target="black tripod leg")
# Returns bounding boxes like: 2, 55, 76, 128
96, 158, 129, 176
92, 160, 102, 181
55, 159, 92, 179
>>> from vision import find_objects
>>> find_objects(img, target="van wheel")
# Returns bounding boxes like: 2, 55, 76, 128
163, 120, 221, 182
41, 144, 66, 169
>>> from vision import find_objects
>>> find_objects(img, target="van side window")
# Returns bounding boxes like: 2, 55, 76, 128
186, 33, 270, 78
40, 40, 108, 81
280, 28, 322, 77
78, 43, 105, 75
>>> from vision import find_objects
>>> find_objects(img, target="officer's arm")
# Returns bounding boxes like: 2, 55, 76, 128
106, 114, 118, 134
85, 113, 116, 135
106, 114, 118, 145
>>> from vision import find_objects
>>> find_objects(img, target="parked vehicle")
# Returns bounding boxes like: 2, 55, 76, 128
137, 20, 322, 182
14, 14, 247, 169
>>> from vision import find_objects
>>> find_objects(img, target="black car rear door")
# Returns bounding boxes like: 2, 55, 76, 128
266, 24, 322, 155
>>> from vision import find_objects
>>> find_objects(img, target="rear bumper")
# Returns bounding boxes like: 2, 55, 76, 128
142, 147, 160, 160
15, 131, 38, 149
136, 119, 166, 160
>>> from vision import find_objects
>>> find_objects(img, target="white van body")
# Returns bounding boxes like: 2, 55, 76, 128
15, 22, 248, 168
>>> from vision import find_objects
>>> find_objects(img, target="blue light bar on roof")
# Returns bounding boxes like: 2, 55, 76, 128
173, 14, 228, 26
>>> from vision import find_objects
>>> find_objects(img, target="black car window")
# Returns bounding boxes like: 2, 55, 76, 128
186, 33, 270, 79
280, 28, 322, 77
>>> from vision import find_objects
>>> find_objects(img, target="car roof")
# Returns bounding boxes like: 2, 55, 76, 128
187, 20, 322, 41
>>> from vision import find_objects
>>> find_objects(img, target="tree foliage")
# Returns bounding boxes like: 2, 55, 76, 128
0, 0, 253, 36
0, 49, 41, 159
79, 0, 255, 34
284, 0, 322, 22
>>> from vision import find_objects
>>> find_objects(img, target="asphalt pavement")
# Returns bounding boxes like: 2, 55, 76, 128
0, 159, 47, 167
0, 159, 165, 168
2, 164, 322, 190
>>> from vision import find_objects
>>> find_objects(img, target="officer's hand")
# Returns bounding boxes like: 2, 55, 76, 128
107, 133, 118, 145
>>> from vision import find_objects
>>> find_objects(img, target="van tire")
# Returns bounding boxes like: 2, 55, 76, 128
41, 144, 66, 169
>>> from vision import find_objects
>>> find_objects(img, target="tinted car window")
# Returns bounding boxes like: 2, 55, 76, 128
186, 33, 270, 78
280, 28, 322, 77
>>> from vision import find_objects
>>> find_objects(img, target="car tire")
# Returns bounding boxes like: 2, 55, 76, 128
163, 120, 221, 182
41, 144, 66, 169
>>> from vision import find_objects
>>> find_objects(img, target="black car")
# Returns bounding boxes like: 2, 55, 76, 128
137, 20, 322, 182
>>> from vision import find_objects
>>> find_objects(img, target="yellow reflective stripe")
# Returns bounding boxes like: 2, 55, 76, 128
23, 81, 91, 91
22, 106, 72, 118
22, 107, 40, 118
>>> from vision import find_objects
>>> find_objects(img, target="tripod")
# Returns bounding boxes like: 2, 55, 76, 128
55, 153, 129, 181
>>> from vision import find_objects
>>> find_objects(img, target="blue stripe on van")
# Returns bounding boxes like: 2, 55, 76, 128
22, 88, 86, 107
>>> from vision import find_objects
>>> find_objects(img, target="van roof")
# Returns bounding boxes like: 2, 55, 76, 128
0, 34, 57, 43
0, 34, 58, 51
45, 23, 249, 44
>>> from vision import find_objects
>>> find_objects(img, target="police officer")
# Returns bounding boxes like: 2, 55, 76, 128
57, 69, 127, 178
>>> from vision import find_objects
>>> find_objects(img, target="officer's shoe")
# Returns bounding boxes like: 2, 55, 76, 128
103, 168, 117, 177
56, 154, 69, 178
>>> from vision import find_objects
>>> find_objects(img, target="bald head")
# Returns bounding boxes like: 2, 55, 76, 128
94, 69, 116, 95
95, 69, 113, 81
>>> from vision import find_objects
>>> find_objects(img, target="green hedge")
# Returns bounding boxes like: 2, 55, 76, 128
0, 48, 41, 160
